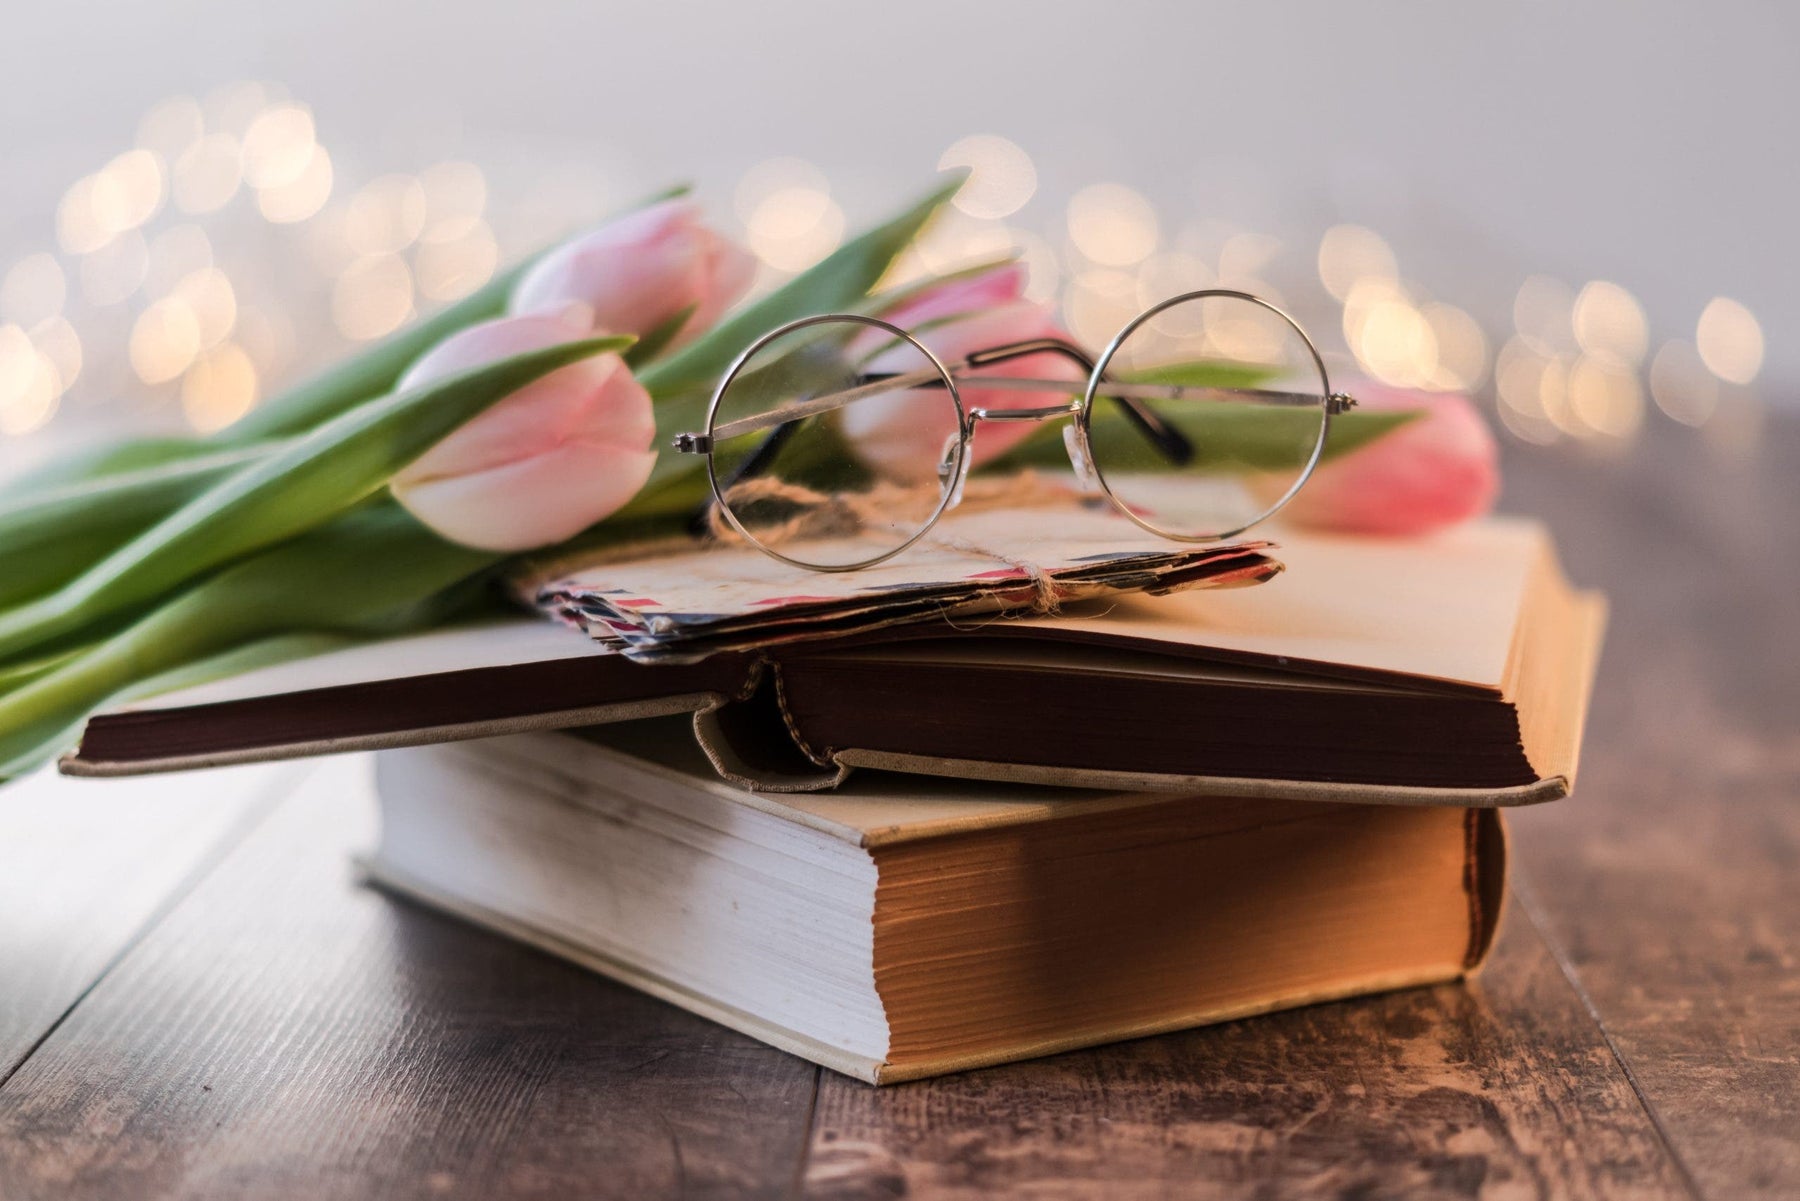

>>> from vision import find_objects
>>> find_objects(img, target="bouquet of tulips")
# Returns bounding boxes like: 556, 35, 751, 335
0, 176, 1499, 782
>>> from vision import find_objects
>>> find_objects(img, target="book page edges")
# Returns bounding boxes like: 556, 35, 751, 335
357, 855, 888, 1084
357, 851, 1490, 1088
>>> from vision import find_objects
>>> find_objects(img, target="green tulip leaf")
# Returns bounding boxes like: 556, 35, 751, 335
0, 334, 631, 664
625, 305, 699, 368
0, 500, 504, 780
0, 441, 282, 608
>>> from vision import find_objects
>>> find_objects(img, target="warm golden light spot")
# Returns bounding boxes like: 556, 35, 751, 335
129, 298, 204, 384
1492, 337, 1561, 445
1422, 302, 1489, 391
0, 325, 62, 435
80, 229, 149, 306
172, 268, 237, 348
1355, 298, 1438, 388
57, 177, 114, 255
1, 254, 67, 326
1536, 353, 1581, 437
346, 175, 429, 256
938, 135, 1038, 220
1062, 268, 1139, 348
173, 134, 243, 214
1135, 251, 1214, 311
1695, 296, 1763, 384
1317, 224, 1397, 302
144, 224, 214, 295
241, 104, 316, 189
1512, 274, 1575, 356
1566, 354, 1644, 441
181, 342, 258, 432
734, 158, 829, 226
100, 149, 165, 230
257, 145, 334, 223
29, 316, 82, 390
745, 187, 845, 273
415, 219, 500, 301
1009, 229, 1061, 302
1067, 184, 1158, 267
1648, 340, 1719, 427
1571, 280, 1648, 365
333, 255, 415, 341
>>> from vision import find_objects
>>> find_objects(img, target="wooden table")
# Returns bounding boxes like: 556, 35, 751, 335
1, 417, 1794, 1200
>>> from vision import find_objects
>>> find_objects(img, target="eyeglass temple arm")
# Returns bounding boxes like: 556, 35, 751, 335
962, 338, 1193, 465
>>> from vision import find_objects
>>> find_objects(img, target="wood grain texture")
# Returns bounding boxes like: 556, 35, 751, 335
803, 903, 1691, 1201
1500, 418, 1800, 1199
0, 762, 287, 1080
0, 758, 818, 1201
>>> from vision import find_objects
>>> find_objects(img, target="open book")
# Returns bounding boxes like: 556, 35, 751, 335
63, 518, 1605, 807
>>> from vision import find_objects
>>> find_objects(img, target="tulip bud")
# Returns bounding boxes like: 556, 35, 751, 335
510, 198, 755, 346
1276, 381, 1499, 536
390, 312, 657, 551
846, 276, 1084, 477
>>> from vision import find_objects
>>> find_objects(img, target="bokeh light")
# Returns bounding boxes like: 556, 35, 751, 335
172, 134, 243, 214
241, 104, 317, 189
1694, 296, 1763, 385
346, 175, 429, 257
181, 342, 258, 431
333, 254, 415, 340
1512, 275, 1576, 356
416, 219, 500, 301
737, 158, 844, 273
938, 135, 1037, 220
256, 145, 334, 223
1571, 280, 1648, 365
1317, 224, 1397, 302
129, 298, 204, 384
0, 325, 65, 435
1649, 340, 1719, 427
1066, 183, 1158, 267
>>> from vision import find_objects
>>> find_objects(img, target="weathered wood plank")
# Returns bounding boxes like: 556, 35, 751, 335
803, 898, 1691, 1200
0, 757, 819, 1201
0, 762, 287, 1081
1499, 416, 1800, 1200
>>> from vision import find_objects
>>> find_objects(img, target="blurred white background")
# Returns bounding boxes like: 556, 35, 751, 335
1, 0, 1792, 457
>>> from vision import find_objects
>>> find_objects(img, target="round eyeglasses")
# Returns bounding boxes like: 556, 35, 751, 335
672, 289, 1356, 572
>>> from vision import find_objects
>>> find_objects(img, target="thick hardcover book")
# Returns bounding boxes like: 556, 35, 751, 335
364, 721, 1509, 1084
65, 518, 1605, 806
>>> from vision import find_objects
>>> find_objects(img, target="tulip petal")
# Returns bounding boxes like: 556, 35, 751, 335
393, 442, 659, 551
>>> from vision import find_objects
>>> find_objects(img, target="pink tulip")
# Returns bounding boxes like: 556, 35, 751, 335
843, 287, 1085, 479
1275, 380, 1499, 536
390, 311, 658, 551
880, 261, 1028, 327
510, 198, 755, 346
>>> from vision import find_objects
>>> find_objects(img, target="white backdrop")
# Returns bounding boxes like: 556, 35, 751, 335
1, 0, 1793, 404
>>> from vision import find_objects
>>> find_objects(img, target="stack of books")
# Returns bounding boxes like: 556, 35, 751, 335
67, 517, 1603, 1084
